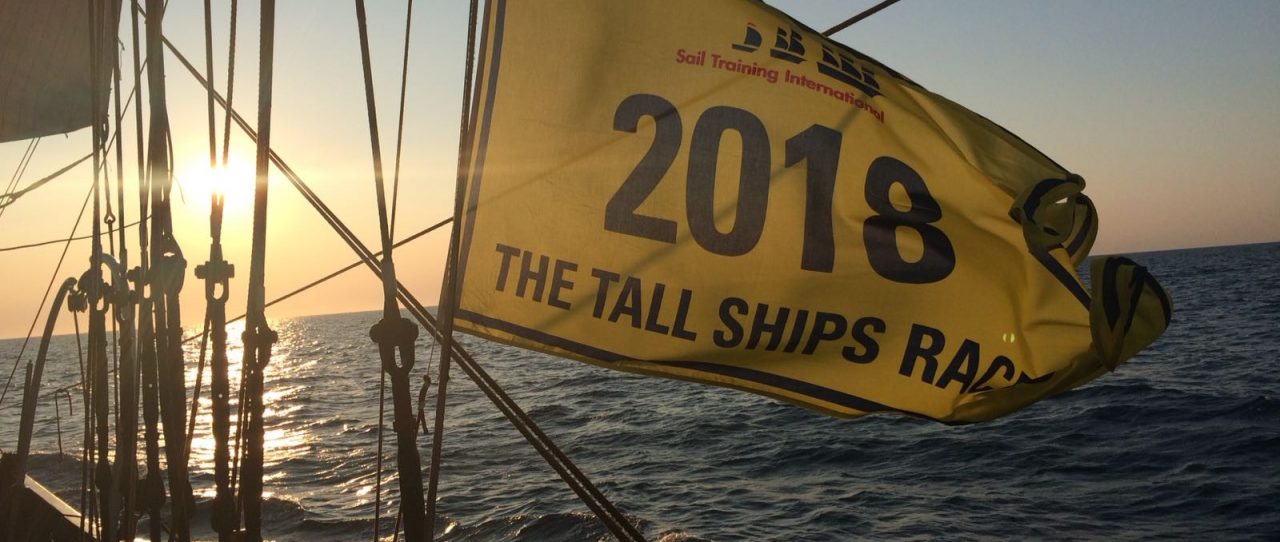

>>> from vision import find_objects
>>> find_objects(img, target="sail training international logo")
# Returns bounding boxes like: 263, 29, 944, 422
674, 22, 886, 123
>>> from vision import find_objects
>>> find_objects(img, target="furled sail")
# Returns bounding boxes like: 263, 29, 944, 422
0, 0, 122, 143
452, 0, 1171, 422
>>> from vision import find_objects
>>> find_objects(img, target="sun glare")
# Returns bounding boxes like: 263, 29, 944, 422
176, 155, 257, 216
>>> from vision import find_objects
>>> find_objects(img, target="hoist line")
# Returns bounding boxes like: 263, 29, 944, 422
389, 0, 414, 241
162, 28, 642, 542
822, 0, 903, 36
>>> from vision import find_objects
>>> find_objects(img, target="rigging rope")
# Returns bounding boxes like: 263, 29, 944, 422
372, 370, 387, 542
30, 219, 450, 405
0, 71, 142, 214
822, 0, 903, 36
85, 2, 120, 537
0, 217, 141, 252
162, 28, 643, 542
108, 22, 141, 537
0, 138, 39, 221
0, 151, 82, 212
425, 0, 481, 536
130, 0, 167, 538
142, 0, 195, 537
194, 0, 238, 537
240, 1, 279, 538
353, 0, 427, 538
389, 0, 414, 241
2, 138, 37, 201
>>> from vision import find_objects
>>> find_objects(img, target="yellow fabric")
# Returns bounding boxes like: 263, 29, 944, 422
452, 0, 1171, 422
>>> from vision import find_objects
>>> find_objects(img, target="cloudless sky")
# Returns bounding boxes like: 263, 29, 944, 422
1, 0, 1277, 339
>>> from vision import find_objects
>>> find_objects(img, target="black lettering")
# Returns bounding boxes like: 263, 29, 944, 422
494, 243, 521, 292
516, 250, 549, 301
936, 339, 980, 391
746, 304, 790, 351
591, 269, 620, 318
900, 323, 945, 383
802, 312, 847, 355
864, 157, 956, 284
644, 282, 671, 335
714, 297, 748, 347
783, 309, 810, 353
609, 277, 644, 328
842, 316, 885, 363
785, 125, 841, 272
608, 94, 681, 243
686, 106, 771, 256
671, 289, 698, 341
970, 355, 1015, 392
548, 259, 576, 310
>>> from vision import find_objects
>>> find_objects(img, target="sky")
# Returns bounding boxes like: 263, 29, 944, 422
1, 0, 1278, 340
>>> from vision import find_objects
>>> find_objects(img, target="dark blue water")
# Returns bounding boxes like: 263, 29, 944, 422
3, 242, 1278, 540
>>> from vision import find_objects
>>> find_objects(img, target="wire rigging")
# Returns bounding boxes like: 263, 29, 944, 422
822, 0, 903, 36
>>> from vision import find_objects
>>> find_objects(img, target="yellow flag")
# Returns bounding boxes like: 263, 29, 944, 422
452, 0, 1171, 422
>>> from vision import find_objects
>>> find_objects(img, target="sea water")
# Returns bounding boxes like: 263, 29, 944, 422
2, 242, 1278, 540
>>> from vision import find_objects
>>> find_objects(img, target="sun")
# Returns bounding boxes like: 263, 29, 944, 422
175, 155, 258, 217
